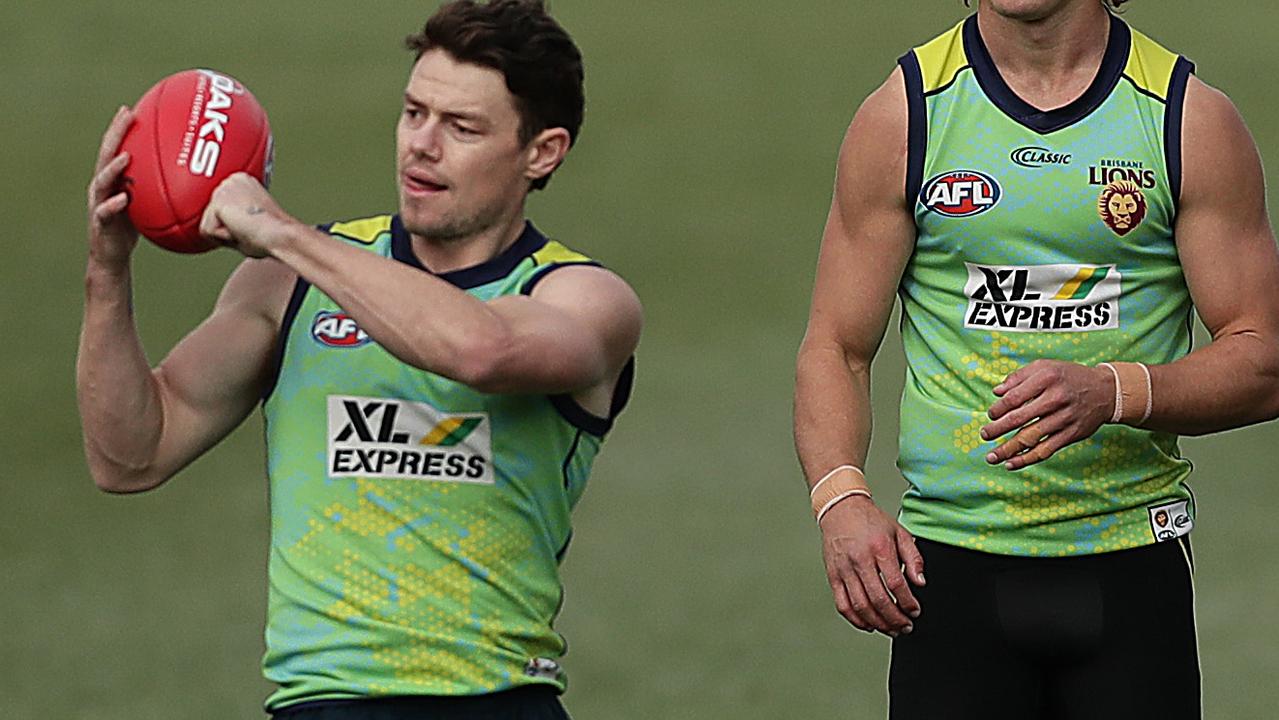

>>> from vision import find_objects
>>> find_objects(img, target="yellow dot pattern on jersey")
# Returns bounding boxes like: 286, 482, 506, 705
904, 327, 1192, 556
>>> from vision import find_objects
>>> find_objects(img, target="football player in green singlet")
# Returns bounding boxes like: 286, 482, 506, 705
795, 0, 1279, 717
78, 2, 641, 718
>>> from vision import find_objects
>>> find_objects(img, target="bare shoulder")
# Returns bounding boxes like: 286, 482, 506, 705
836, 66, 910, 207
527, 265, 642, 356
852, 66, 908, 134
213, 256, 299, 326
1182, 74, 1241, 127
1181, 75, 1263, 203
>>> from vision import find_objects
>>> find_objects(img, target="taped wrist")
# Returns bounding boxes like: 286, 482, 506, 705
1097, 361, 1152, 425
809, 465, 873, 524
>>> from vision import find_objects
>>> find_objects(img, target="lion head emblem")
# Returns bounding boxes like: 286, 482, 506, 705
1097, 180, 1147, 236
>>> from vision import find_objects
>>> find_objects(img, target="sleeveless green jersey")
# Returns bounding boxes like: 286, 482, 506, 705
894, 14, 1196, 556
260, 216, 632, 711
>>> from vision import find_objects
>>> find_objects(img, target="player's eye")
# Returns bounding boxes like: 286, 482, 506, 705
403, 107, 422, 121
453, 122, 479, 136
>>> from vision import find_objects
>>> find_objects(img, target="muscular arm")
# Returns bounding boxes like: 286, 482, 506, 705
268, 224, 642, 396
795, 68, 915, 487
794, 68, 923, 636
199, 176, 642, 404
1145, 77, 1279, 433
77, 107, 291, 494
77, 258, 291, 493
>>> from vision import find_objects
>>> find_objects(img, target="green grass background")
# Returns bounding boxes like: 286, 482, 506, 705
3, 1, 1277, 717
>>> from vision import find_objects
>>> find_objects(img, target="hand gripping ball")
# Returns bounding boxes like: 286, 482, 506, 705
119, 69, 273, 253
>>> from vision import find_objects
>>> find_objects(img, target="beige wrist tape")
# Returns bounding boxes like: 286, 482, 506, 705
1098, 361, 1152, 425
809, 465, 872, 524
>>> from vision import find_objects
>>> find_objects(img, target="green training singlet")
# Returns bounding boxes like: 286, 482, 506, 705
260, 216, 632, 711
895, 14, 1196, 556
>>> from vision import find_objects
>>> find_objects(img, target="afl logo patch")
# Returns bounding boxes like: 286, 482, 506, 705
312, 311, 370, 348
920, 170, 1002, 217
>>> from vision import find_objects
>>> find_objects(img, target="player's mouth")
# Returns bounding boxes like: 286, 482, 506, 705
402, 170, 449, 196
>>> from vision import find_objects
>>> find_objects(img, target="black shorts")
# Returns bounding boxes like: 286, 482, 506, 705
270, 685, 571, 720
889, 537, 1199, 720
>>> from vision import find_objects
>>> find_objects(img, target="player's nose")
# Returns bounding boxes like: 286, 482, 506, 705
407, 121, 443, 161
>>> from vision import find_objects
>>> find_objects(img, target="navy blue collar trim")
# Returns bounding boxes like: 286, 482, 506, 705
964, 12, 1129, 135
390, 216, 548, 289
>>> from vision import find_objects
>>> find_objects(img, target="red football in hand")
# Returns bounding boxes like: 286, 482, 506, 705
120, 69, 273, 254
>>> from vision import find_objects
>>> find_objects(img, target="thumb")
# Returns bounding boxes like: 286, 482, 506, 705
198, 202, 234, 244
896, 526, 925, 586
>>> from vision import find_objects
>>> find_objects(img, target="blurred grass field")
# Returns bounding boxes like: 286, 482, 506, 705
3, 1, 1277, 718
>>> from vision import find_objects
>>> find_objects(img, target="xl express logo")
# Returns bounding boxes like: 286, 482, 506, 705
327, 395, 493, 483
920, 170, 1002, 217
963, 263, 1121, 332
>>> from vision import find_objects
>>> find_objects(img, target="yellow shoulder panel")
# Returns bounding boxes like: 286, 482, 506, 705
1124, 27, 1179, 100
914, 20, 968, 94
532, 240, 592, 266
328, 215, 393, 245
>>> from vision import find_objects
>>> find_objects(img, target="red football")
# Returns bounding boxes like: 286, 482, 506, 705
120, 69, 273, 253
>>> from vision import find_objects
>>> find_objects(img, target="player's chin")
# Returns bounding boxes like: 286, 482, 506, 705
398, 202, 452, 240
399, 195, 439, 226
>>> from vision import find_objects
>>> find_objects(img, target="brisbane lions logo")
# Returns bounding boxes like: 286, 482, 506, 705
1097, 180, 1147, 236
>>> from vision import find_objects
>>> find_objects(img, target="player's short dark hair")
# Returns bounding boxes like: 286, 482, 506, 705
405, 0, 584, 191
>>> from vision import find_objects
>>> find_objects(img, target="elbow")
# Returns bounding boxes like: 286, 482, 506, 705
85, 451, 166, 494
446, 329, 515, 393
797, 333, 871, 380
1255, 343, 1279, 423
1262, 386, 1279, 425
91, 469, 164, 495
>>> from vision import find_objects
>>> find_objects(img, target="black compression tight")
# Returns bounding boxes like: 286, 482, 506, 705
889, 537, 1200, 720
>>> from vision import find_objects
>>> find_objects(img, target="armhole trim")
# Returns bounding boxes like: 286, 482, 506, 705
261, 275, 312, 404
898, 51, 927, 206
520, 260, 631, 436
1164, 56, 1194, 209
549, 357, 635, 437
519, 260, 604, 296
261, 223, 328, 404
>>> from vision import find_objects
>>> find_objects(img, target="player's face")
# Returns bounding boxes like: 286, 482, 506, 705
981, 0, 1085, 22
396, 49, 532, 242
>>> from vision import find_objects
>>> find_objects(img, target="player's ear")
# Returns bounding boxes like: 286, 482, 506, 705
524, 127, 571, 183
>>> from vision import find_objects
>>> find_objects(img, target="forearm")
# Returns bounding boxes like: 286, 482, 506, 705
76, 264, 164, 489
794, 340, 874, 488
270, 222, 508, 383
1143, 330, 1279, 435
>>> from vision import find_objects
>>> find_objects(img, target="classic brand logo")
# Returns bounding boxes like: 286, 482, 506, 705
1148, 500, 1192, 542
1010, 146, 1072, 168
312, 311, 371, 348
920, 170, 1002, 217
963, 263, 1121, 332
327, 395, 493, 483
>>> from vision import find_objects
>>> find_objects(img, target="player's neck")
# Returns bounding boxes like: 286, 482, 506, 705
409, 205, 528, 275
976, 2, 1112, 110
